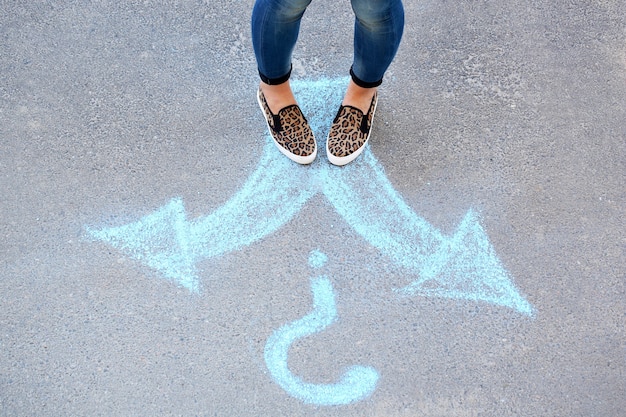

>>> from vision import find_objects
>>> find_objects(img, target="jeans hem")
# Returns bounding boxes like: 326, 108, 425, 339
350, 67, 383, 88
259, 65, 292, 85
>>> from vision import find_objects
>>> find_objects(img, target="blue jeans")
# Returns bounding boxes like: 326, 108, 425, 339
251, 0, 404, 87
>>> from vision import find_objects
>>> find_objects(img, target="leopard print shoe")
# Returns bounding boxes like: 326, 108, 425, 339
257, 88, 317, 165
326, 92, 378, 166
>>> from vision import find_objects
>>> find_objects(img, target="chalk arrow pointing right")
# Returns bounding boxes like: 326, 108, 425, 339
321, 149, 534, 316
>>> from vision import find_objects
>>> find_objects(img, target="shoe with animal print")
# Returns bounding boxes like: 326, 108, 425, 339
257, 88, 317, 165
326, 92, 377, 166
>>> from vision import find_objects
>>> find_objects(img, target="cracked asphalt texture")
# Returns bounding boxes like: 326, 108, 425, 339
1, 1, 624, 416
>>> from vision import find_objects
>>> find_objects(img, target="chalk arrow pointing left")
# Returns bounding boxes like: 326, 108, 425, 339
86, 77, 533, 316
86, 150, 313, 293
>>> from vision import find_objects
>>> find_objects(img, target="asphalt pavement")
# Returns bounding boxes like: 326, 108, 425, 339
1, 1, 624, 416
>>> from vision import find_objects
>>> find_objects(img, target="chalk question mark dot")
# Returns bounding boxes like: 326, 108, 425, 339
308, 249, 328, 269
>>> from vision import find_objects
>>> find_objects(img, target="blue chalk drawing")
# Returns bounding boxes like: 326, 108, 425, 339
264, 251, 379, 406
86, 77, 536, 406
86, 76, 533, 316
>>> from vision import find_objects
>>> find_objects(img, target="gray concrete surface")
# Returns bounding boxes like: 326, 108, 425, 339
1, 0, 624, 416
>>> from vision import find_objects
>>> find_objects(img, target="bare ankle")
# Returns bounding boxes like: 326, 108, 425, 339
260, 81, 297, 113
342, 80, 377, 113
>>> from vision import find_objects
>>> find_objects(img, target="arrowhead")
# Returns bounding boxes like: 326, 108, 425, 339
86, 198, 201, 292
398, 210, 534, 316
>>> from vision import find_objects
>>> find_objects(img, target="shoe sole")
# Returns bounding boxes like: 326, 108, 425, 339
257, 90, 317, 165
326, 96, 378, 166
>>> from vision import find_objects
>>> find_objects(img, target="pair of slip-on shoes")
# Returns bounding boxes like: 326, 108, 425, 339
257, 88, 377, 166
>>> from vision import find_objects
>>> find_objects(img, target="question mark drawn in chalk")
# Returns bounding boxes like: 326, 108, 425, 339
85, 77, 536, 406
264, 250, 379, 406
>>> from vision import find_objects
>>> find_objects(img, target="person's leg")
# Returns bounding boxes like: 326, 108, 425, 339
251, 0, 317, 164
344, 0, 404, 112
251, 0, 313, 112
327, 0, 404, 166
